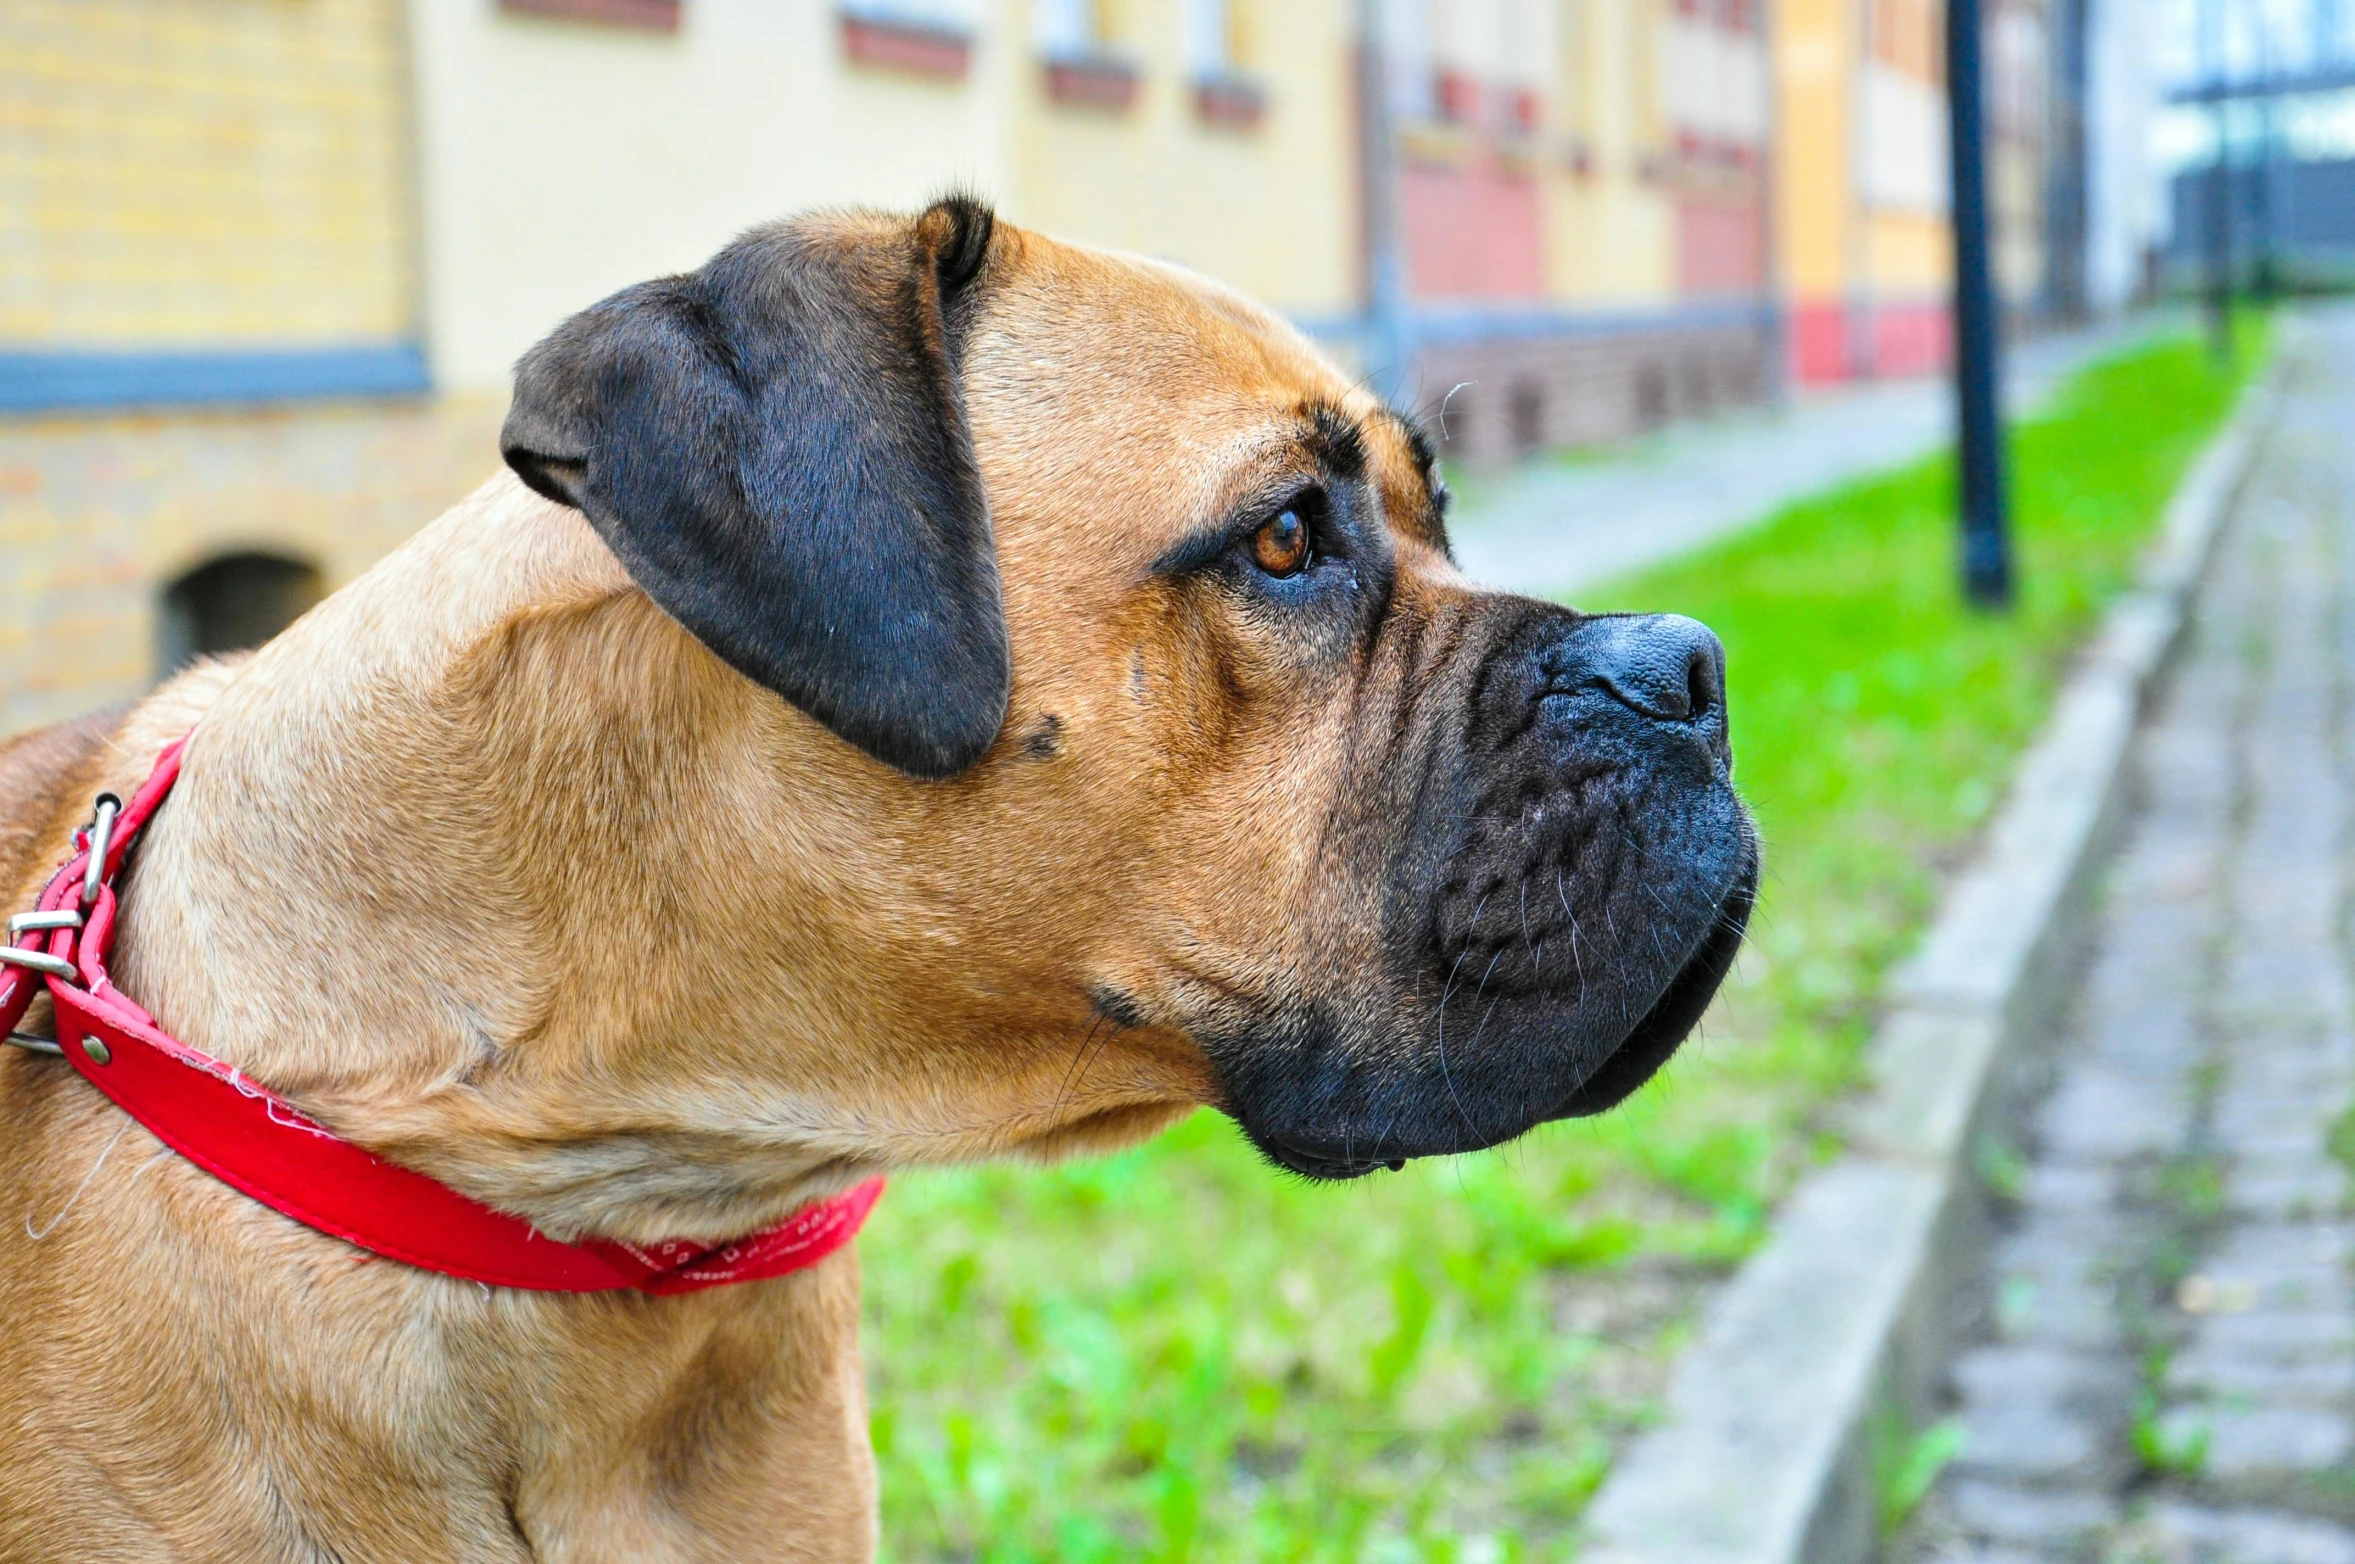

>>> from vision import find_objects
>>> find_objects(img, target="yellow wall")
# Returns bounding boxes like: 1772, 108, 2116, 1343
0, 0, 417, 347
1867, 209, 1951, 290
1773, 0, 1856, 301
1000, 0, 1356, 320
407, 0, 1017, 390
1542, 0, 1677, 305
408, 0, 1357, 390
1777, 0, 2009, 320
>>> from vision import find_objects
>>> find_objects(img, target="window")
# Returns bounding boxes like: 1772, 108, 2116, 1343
1377, 0, 1439, 123
1501, 0, 1550, 137
1037, 0, 1139, 109
1034, 0, 1104, 57
1427, 0, 1492, 126
1435, 68, 1482, 125
156, 554, 325, 677
839, 1, 977, 79
1558, 0, 1598, 169
1186, 0, 1267, 126
1183, 0, 1234, 72
1408, 0, 1551, 137
843, 0, 974, 19
498, 0, 680, 33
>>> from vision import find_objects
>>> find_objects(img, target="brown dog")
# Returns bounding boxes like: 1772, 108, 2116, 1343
0, 200, 1753, 1561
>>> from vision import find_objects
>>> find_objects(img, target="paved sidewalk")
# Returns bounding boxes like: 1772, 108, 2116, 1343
1900, 309, 2355, 1562
1451, 316, 2163, 599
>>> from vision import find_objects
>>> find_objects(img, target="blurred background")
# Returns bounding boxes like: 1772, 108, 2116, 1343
0, 5, 2347, 1559
3, 0, 2331, 732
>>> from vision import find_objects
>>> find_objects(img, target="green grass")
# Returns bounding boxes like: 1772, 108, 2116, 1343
860, 319, 2269, 1563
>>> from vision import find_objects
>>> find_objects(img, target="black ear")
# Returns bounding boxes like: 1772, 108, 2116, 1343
500, 197, 1008, 780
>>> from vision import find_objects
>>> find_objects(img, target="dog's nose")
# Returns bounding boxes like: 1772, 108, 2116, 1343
1553, 614, 1725, 724
1533, 613, 1732, 772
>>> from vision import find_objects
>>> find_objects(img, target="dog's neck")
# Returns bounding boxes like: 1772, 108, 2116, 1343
0, 477, 895, 1562
111, 475, 928, 1246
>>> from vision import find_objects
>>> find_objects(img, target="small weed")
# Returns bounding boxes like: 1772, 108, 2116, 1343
2158, 1154, 2226, 1226
1976, 1137, 2029, 1204
2130, 1385, 2211, 1480
2327, 1102, 2355, 1177
1873, 1411, 1969, 1535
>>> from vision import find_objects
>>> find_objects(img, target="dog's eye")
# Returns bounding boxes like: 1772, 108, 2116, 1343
1250, 509, 1311, 578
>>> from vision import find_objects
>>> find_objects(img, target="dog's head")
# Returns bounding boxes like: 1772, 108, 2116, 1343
500, 198, 1754, 1184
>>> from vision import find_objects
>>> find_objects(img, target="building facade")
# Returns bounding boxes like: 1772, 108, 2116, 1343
1, 0, 2057, 732
1365, 0, 1778, 462
405, 0, 1363, 390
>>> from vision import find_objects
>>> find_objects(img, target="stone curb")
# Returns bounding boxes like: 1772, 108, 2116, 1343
1579, 346, 2292, 1564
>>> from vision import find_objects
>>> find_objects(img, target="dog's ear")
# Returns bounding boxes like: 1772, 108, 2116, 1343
500, 198, 1007, 781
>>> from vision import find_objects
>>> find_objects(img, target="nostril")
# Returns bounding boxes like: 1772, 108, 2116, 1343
1558, 613, 1725, 724
1685, 638, 1724, 718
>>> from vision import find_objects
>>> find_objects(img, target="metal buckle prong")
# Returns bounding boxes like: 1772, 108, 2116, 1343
7, 910, 81, 937
5, 1031, 62, 1057
0, 947, 78, 981
81, 794, 121, 907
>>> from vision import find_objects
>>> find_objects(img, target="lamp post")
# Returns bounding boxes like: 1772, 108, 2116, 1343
2201, 0, 2233, 359
1948, 0, 2013, 606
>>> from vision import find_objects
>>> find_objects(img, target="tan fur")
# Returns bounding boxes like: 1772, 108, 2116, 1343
0, 222, 1473, 1560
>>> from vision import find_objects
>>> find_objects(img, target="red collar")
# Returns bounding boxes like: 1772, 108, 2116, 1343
0, 733, 881, 1293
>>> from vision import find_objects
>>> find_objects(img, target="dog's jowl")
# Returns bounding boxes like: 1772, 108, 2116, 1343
0, 199, 1750, 1561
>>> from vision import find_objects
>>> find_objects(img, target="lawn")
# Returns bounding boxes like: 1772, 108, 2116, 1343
859, 319, 2269, 1564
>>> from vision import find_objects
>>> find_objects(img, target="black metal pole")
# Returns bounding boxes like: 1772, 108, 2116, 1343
2253, 3, 2279, 302
1948, 0, 2012, 607
2206, 136, 2234, 359
2201, 0, 2233, 359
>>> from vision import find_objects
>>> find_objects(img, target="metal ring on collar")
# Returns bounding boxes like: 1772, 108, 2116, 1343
81, 794, 121, 907
0, 947, 78, 981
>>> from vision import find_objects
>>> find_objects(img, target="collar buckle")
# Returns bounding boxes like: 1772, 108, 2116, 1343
80, 793, 122, 906
2, 794, 121, 1036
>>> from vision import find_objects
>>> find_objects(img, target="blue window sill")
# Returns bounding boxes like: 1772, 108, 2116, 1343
0, 343, 432, 416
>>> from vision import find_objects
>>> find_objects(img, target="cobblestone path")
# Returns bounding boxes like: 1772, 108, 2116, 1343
1902, 313, 2355, 1563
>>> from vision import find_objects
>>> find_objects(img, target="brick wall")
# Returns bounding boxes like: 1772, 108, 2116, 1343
0, 400, 504, 739
0, 0, 418, 348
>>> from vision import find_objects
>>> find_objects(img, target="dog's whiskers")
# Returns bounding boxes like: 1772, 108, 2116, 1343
1435, 940, 1497, 1146
1600, 895, 1632, 1022
1555, 871, 1587, 998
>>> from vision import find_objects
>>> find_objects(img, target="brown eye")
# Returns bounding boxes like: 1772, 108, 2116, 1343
1250, 509, 1310, 577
